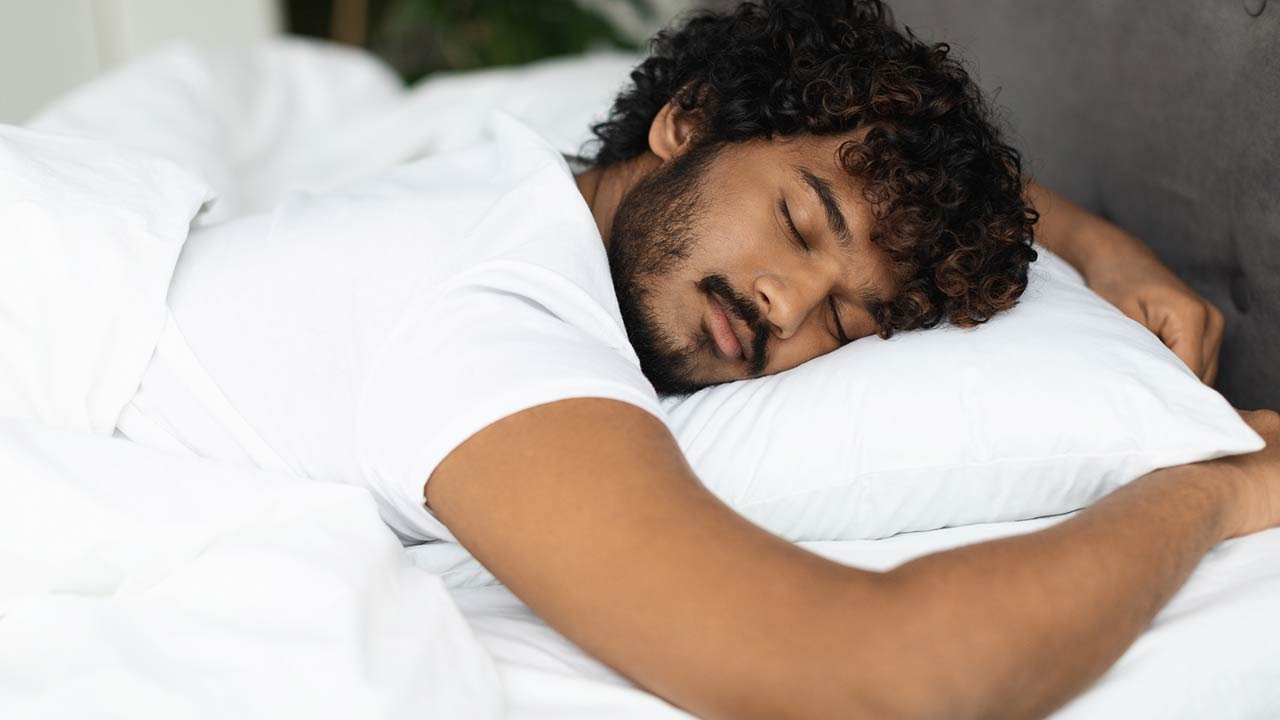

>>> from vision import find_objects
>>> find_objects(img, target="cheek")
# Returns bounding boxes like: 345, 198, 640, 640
691, 199, 778, 269
767, 325, 841, 374
642, 266, 706, 339
707, 234, 774, 275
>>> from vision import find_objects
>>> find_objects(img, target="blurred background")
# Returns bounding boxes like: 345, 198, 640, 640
0, 0, 730, 123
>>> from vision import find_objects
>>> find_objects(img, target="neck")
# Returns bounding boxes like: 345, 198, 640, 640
574, 151, 662, 251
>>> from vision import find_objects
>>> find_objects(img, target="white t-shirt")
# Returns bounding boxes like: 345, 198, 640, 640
117, 114, 663, 542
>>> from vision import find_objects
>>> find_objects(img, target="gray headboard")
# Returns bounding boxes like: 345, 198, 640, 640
883, 0, 1279, 410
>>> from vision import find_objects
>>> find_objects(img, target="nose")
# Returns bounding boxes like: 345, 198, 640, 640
753, 270, 830, 340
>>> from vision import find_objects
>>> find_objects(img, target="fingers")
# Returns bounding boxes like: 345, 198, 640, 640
1154, 299, 1225, 385
1116, 297, 1150, 330
1201, 302, 1225, 386
1204, 353, 1220, 387
1166, 334, 1204, 378
1101, 282, 1224, 386
1157, 311, 1207, 379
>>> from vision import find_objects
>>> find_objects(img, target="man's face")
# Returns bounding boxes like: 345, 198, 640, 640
608, 132, 900, 395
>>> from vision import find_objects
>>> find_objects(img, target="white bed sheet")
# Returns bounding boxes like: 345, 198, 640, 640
17, 39, 1280, 719
423, 520, 1280, 719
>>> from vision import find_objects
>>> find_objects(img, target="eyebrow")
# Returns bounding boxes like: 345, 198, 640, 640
795, 166, 854, 250
795, 165, 887, 317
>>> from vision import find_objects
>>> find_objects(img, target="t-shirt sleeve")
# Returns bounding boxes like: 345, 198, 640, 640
355, 262, 664, 542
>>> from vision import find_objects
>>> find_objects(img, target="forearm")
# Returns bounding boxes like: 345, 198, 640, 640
1026, 179, 1157, 277
861, 462, 1232, 719
431, 400, 1260, 720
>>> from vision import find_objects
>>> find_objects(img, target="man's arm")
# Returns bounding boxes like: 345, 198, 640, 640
1027, 180, 1225, 383
428, 399, 1278, 720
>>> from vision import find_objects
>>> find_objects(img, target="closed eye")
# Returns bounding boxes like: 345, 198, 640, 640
778, 199, 810, 252
828, 296, 852, 344
779, 197, 849, 343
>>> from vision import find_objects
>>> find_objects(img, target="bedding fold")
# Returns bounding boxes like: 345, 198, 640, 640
0, 418, 503, 719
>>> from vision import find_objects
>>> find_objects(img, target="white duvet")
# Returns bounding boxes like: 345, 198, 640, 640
0, 420, 501, 719
6, 39, 1279, 719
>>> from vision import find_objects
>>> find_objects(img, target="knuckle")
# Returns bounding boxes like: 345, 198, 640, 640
1207, 307, 1225, 328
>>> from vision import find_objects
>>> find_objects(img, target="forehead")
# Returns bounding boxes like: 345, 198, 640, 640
708, 131, 871, 224
713, 131, 855, 175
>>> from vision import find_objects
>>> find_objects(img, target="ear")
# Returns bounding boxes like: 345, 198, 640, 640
647, 98, 703, 161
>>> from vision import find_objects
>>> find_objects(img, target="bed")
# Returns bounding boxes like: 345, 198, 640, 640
4, 16, 1279, 719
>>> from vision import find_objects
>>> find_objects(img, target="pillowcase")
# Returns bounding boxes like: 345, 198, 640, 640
385, 54, 1260, 541
0, 124, 212, 434
662, 248, 1264, 541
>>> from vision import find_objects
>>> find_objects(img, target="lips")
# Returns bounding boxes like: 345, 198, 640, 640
707, 291, 755, 363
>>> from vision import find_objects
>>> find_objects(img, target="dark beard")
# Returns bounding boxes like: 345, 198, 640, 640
606, 141, 768, 395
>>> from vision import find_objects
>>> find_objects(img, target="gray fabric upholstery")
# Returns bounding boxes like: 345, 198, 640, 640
883, 0, 1279, 409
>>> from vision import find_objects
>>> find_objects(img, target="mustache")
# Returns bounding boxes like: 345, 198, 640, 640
697, 274, 770, 375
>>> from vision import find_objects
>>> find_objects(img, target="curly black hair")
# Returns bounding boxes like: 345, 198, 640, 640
587, 0, 1039, 335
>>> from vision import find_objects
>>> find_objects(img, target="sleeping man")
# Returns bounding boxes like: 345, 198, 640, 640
111, 1, 1279, 718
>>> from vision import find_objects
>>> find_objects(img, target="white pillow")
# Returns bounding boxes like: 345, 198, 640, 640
389, 55, 1263, 541
0, 125, 212, 434
662, 248, 1264, 541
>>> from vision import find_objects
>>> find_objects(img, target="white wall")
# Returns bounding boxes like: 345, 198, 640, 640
0, 0, 280, 123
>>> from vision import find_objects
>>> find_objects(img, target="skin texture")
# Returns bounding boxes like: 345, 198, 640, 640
425, 103, 1278, 718
428, 400, 1279, 719
581, 99, 1225, 395
578, 103, 897, 393
1026, 181, 1225, 384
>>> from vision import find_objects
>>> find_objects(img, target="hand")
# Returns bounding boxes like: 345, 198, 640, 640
1213, 409, 1280, 539
1025, 181, 1226, 385
1083, 244, 1225, 385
